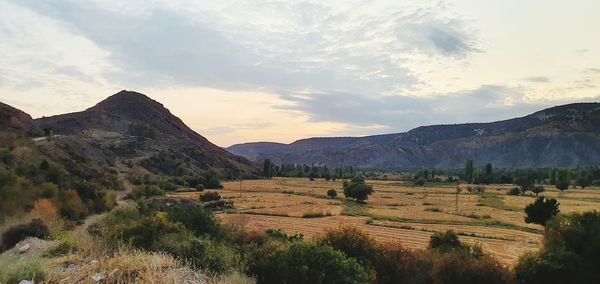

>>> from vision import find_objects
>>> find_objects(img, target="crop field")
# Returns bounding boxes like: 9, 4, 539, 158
170, 178, 600, 265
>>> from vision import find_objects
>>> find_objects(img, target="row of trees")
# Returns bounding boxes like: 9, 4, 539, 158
262, 160, 360, 180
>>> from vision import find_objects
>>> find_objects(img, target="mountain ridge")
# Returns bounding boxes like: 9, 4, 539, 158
227, 102, 600, 169
12, 90, 259, 178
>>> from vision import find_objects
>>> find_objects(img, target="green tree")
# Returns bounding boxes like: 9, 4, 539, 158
465, 160, 474, 183
524, 196, 559, 226
326, 189, 337, 198
516, 211, 600, 283
263, 159, 272, 179
484, 163, 493, 177
343, 177, 374, 202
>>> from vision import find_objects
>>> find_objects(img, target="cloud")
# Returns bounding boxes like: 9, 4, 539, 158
275, 85, 558, 132
11, 0, 477, 96
523, 76, 550, 83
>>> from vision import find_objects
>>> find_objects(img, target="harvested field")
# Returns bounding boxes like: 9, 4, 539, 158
170, 178, 600, 265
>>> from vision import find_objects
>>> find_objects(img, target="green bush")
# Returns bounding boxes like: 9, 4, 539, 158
0, 260, 48, 284
200, 191, 221, 202
159, 234, 240, 274
1, 219, 49, 251
516, 211, 600, 283
247, 241, 370, 284
166, 205, 224, 239
327, 189, 337, 198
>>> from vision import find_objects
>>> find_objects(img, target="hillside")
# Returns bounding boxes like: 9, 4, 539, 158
0, 102, 32, 132
30, 90, 258, 177
227, 103, 600, 169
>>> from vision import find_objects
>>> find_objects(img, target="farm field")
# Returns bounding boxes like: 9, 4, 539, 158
170, 178, 600, 265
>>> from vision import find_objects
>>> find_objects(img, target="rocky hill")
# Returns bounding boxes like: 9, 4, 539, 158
27, 90, 258, 177
227, 103, 600, 169
0, 102, 32, 132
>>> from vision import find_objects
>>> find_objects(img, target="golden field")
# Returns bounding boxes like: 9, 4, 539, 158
170, 178, 600, 265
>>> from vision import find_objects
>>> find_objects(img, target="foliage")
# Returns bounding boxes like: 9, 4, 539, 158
200, 191, 222, 202
247, 241, 370, 284
166, 204, 224, 239
326, 189, 337, 198
508, 187, 522, 196
0, 219, 49, 251
343, 177, 374, 202
524, 197, 560, 226
0, 260, 48, 284
531, 185, 545, 196
516, 211, 600, 283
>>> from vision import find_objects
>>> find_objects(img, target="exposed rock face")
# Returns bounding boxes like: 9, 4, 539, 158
228, 103, 600, 169
29, 90, 258, 177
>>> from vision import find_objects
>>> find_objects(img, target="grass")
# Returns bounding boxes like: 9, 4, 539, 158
424, 207, 442, 212
478, 194, 520, 211
341, 200, 370, 216
302, 211, 332, 218
0, 259, 50, 284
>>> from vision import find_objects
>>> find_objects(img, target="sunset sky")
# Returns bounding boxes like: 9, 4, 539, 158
1, 0, 599, 146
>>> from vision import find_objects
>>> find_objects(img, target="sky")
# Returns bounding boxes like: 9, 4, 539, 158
1, 0, 599, 147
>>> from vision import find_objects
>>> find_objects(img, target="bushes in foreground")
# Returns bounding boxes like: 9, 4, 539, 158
516, 211, 600, 283
0, 219, 49, 251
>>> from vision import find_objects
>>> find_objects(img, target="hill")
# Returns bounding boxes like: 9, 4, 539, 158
29, 90, 258, 177
227, 103, 600, 169
0, 102, 32, 132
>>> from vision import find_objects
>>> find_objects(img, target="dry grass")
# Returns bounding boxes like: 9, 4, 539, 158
211, 178, 600, 266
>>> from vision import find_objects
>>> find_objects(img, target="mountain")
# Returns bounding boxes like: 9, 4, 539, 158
30, 90, 258, 177
227, 103, 600, 169
0, 102, 32, 132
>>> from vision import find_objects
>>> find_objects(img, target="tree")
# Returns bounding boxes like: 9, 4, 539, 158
485, 163, 493, 177
465, 160, 474, 183
531, 185, 545, 196
515, 175, 534, 195
516, 211, 600, 283
524, 196, 559, 226
576, 174, 591, 189
556, 170, 569, 192
263, 159, 272, 179
326, 189, 337, 198
343, 177, 373, 202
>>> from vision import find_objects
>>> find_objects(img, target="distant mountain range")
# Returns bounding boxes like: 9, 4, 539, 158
227, 103, 600, 169
1, 91, 258, 178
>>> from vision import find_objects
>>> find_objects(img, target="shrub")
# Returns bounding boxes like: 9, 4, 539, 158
30, 199, 59, 228
0, 219, 49, 251
430, 252, 514, 284
327, 189, 337, 198
278, 242, 370, 284
524, 196, 559, 226
200, 192, 221, 202
429, 230, 482, 258
166, 205, 224, 239
159, 235, 240, 274
131, 184, 165, 199
414, 178, 426, 186
0, 260, 48, 284
318, 225, 379, 269
508, 187, 521, 195
516, 211, 600, 283
59, 189, 88, 220
265, 229, 303, 242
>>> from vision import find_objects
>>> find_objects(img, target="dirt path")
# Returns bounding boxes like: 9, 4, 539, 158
82, 163, 135, 229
